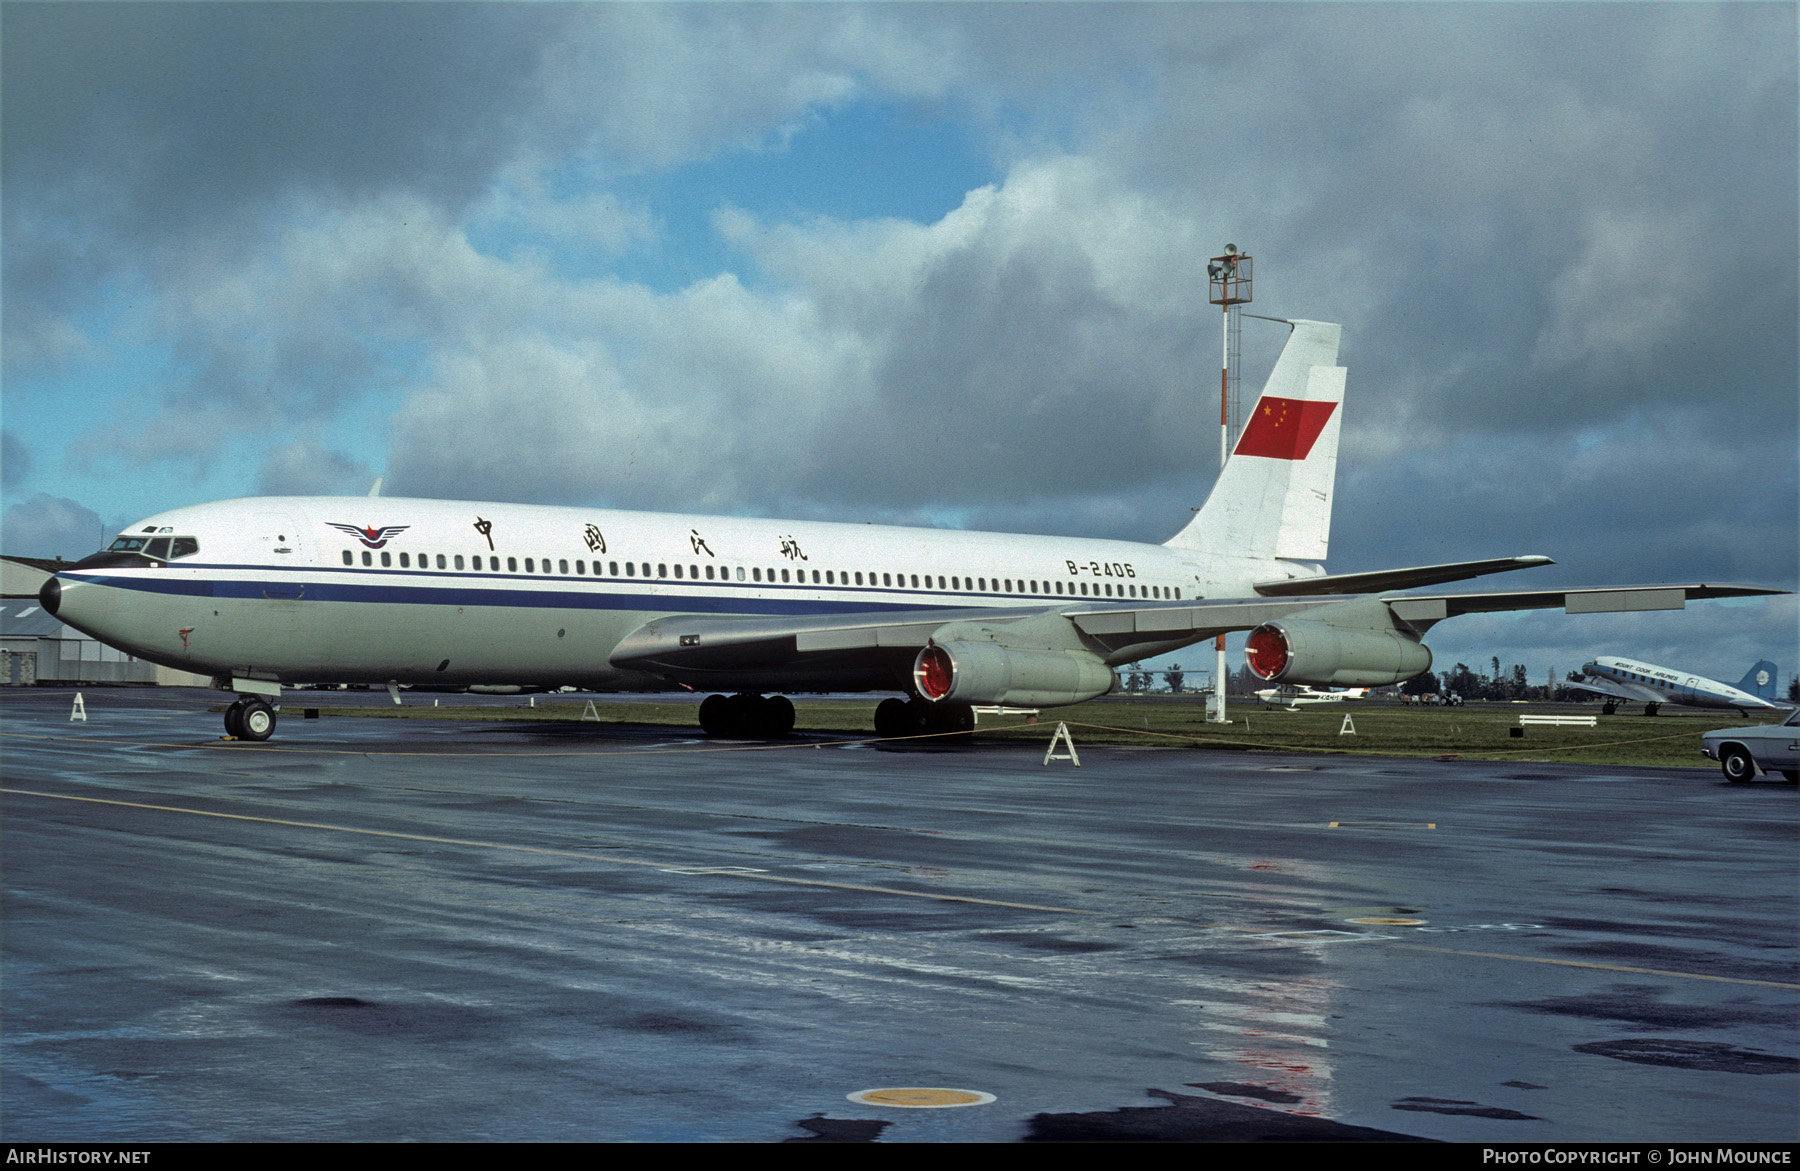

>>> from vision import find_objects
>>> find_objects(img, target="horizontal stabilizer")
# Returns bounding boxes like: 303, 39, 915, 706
1254, 556, 1554, 597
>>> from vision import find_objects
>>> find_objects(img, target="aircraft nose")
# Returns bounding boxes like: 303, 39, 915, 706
39, 574, 60, 617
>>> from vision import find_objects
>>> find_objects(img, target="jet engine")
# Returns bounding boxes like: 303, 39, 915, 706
913, 641, 1115, 707
1245, 618, 1431, 687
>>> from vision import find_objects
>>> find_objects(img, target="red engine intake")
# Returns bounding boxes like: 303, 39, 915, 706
1245, 625, 1290, 680
915, 644, 955, 700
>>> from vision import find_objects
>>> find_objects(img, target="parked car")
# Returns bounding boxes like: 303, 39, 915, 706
1701, 708, 1800, 783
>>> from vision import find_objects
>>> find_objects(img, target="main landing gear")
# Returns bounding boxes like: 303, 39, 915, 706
874, 697, 974, 740
698, 693, 795, 739
224, 696, 277, 741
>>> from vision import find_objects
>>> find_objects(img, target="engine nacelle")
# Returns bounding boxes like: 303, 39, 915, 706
913, 641, 1115, 707
1245, 618, 1432, 687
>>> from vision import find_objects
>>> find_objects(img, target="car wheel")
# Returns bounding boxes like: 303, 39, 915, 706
1720, 746, 1756, 783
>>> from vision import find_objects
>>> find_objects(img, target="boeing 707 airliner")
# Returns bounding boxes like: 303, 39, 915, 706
39, 318, 1781, 740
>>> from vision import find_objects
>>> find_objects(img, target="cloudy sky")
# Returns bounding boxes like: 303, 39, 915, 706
3, 2, 1794, 687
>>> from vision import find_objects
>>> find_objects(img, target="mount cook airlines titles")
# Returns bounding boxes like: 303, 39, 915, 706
40, 318, 1782, 741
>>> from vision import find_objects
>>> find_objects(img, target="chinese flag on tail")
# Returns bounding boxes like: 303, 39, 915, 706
1232, 397, 1337, 461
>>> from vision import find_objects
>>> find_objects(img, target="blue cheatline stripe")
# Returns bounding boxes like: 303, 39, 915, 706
64, 570, 963, 617
101, 561, 1074, 601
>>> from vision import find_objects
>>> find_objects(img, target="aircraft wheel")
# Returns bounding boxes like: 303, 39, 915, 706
223, 700, 246, 739
760, 694, 795, 738
931, 702, 975, 738
1643, 703, 1660, 717
1720, 747, 1756, 783
719, 693, 757, 738
238, 699, 277, 742
1601, 702, 1617, 715
698, 694, 729, 737
874, 697, 912, 738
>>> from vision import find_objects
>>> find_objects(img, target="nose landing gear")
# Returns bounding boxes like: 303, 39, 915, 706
225, 697, 277, 741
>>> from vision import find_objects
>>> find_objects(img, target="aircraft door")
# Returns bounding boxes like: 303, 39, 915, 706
257, 513, 306, 599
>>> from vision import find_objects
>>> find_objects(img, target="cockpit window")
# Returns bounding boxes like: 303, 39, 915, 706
145, 538, 172, 560
107, 537, 147, 553
170, 537, 199, 559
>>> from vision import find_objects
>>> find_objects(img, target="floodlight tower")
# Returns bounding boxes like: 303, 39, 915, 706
1206, 245, 1252, 723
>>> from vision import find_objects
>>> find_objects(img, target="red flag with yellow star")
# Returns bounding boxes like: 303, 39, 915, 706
1232, 396, 1337, 460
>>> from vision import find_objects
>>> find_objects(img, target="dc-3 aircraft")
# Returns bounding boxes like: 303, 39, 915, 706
1571, 657, 1789, 717
40, 318, 1783, 742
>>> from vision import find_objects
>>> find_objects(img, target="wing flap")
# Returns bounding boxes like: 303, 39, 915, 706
1388, 583, 1776, 623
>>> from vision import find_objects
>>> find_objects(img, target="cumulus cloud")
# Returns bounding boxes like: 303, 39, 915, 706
2, 432, 31, 488
1, 2, 1791, 684
255, 441, 371, 497
1, 494, 106, 561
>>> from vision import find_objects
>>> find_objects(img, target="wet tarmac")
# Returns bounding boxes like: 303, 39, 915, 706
3, 687, 1795, 1142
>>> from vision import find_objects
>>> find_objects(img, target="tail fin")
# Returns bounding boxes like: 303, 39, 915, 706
1735, 661, 1779, 699
1164, 319, 1345, 561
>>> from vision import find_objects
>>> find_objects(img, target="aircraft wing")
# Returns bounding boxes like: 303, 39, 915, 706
607, 597, 1340, 677
1379, 583, 1786, 632
1566, 678, 1663, 704
609, 582, 1786, 683
1253, 555, 1554, 596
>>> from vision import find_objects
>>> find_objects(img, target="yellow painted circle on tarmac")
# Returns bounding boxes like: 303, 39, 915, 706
848, 1087, 996, 1108
1346, 917, 1426, 926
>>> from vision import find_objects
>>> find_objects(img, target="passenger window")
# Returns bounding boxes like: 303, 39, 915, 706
642, 563, 651, 578
735, 567, 745, 581
524, 558, 534, 573
781, 568, 790, 583
609, 561, 618, 575
813, 570, 821, 584
507, 557, 517, 572
381, 552, 392, 567
659, 564, 667, 578
453, 555, 464, 570
753, 567, 761, 582
560, 559, 568, 574
575, 561, 585, 575
342, 550, 353, 566
400, 553, 410, 568
626, 562, 636, 576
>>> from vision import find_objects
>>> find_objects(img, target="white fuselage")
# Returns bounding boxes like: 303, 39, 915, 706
1582, 656, 1780, 712
50, 496, 1315, 693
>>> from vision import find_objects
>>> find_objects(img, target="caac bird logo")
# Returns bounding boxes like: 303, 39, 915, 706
327, 522, 411, 549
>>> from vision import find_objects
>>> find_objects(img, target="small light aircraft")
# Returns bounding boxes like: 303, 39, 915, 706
1255, 684, 1369, 710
